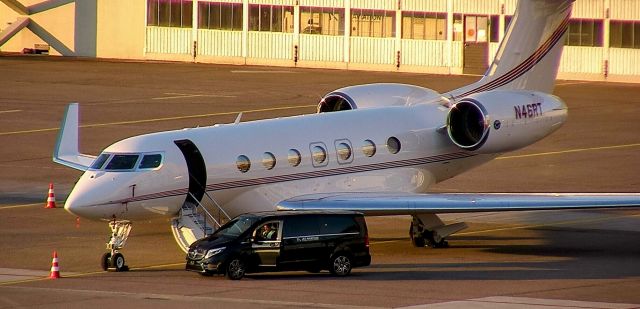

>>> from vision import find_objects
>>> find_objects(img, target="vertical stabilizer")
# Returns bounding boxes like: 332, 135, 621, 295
450, 0, 574, 97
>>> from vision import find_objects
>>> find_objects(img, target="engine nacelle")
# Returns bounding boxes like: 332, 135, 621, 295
447, 90, 568, 154
318, 83, 442, 113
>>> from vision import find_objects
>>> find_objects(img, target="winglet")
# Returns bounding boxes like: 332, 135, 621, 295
53, 103, 95, 171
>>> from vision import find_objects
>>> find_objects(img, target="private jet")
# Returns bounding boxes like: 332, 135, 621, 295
54, 0, 640, 271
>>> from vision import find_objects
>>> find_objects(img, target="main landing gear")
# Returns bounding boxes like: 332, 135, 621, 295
410, 214, 468, 248
101, 220, 132, 272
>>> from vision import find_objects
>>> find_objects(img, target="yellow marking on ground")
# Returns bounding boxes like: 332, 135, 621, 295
129, 262, 184, 270
0, 203, 49, 210
369, 213, 640, 245
151, 94, 236, 100
0, 263, 185, 286
370, 240, 402, 245
498, 143, 640, 160
0, 104, 317, 136
0, 110, 21, 114
457, 213, 640, 236
555, 81, 593, 86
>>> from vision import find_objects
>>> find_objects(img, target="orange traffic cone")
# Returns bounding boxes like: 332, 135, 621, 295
45, 183, 56, 209
49, 251, 60, 279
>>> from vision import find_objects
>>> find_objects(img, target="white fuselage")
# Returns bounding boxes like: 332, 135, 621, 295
65, 101, 496, 221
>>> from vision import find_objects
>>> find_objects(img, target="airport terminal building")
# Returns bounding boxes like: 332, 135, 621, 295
1, 0, 639, 82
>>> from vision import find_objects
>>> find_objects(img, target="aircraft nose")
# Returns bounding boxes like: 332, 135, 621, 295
64, 171, 127, 220
64, 187, 94, 218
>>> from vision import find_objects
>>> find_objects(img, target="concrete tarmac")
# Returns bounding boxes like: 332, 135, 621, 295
0, 56, 639, 308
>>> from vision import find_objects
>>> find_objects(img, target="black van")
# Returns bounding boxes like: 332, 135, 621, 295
185, 211, 371, 280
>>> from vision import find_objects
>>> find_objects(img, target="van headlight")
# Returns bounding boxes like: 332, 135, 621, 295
204, 247, 226, 259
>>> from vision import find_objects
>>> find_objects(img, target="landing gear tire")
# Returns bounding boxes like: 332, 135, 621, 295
100, 252, 111, 271
410, 222, 426, 247
410, 222, 448, 248
226, 258, 246, 280
111, 253, 128, 272
411, 233, 426, 247
329, 253, 352, 277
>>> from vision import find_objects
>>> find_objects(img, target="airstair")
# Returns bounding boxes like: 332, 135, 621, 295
171, 192, 230, 253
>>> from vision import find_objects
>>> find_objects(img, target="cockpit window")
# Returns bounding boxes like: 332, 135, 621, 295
91, 153, 110, 170
105, 154, 140, 170
139, 154, 163, 169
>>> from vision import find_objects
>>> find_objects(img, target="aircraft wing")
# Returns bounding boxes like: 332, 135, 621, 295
277, 192, 640, 216
53, 103, 95, 171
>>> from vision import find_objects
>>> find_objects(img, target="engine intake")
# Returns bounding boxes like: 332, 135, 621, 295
447, 100, 489, 151
318, 93, 355, 113
317, 84, 442, 112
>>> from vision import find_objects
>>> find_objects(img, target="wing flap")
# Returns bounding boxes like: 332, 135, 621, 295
277, 192, 640, 216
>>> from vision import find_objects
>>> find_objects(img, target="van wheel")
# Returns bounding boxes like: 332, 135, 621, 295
329, 254, 352, 276
226, 258, 246, 280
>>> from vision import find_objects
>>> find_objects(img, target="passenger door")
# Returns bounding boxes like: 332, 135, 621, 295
251, 221, 282, 268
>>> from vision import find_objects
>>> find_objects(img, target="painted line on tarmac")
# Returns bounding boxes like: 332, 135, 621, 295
371, 213, 640, 245
398, 296, 639, 309
0, 104, 317, 136
0, 109, 21, 114
231, 70, 298, 74
0, 203, 52, 210
151, 93, 237, 100
2, 286, 383, 308
0, 262, 184, 286
370, 240, 403, 245
555, 81, 593, 86
456, 212, 640, 236
498, 143, 640, 160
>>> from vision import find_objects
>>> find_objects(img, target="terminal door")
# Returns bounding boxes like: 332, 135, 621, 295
463, 15, 489, 75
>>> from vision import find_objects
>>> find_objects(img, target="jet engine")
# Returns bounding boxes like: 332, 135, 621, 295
446, 90, 568, 154
318, 83, 442, 113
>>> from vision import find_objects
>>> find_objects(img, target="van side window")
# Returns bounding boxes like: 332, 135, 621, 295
319, 216, 359, 234
255, 221, 280, 241
283, 216, 320, 238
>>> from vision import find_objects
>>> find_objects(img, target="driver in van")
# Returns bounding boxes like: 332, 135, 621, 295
260, 223, 277, 241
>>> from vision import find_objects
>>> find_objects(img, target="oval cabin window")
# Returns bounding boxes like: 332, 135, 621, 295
387, 137, 401, 154
362, 140, 376, 157
312, 146, 327, 164
288, 149, 301, 167
336, 143, 352, 161
236, 155, 251, 173
262, 152, 276, 170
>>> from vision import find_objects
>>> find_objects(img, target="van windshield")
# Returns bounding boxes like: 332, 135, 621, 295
213, 216, 259, 238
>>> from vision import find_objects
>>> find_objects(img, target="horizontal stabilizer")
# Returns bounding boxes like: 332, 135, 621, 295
277, 192, 640, 216
53, 103, 95, 171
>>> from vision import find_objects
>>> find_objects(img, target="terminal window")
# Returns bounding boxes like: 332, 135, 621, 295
565, 19, 603, 47
147, 0, 193, 28
249, 4, 294, 33
300, 7, 345, 36
351, 9, 395, 38
401, 12, 446, 40
198, 2, 243, 31
610, 21, 640, 49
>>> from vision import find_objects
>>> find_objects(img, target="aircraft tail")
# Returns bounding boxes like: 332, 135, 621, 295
451, 0, 574, 97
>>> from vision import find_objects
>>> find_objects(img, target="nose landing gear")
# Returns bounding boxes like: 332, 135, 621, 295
101, 220, 131, 271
